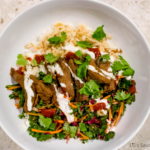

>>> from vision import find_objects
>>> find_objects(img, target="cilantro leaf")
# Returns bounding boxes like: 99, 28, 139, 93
85, 55, 91, 62
16, 54, 27, 66
38, 115, 52, 129
79, 123, 87, 132
92, 25, 106, 40
75, 50, 82, 57
111, 56, 135, 76
77, 62, 88, 79
44, 53, 58, 64
43, 74, 52, 84
63, 122, 77, 138
114, 91, 131, 101
31, 59, 38, 66
70, 126, 77, 138
74, 59, 83, 65
100, 54, 110, 62
48, 32, 67, 45
76, 41, 93, 48
79, 80, 100, 98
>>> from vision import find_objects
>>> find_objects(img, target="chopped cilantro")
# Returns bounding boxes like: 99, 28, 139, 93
76, 41, 93, 48
18, 112, 25, 119
114, 91, 131, 101
48, 32, 67, 45
111, 56, 134, 76
100, 54, 110, 62
79, 123, 87, 132
79, 80, 100, 98
92, 25, 106, 40
43, 74, 53, 84
31, 59, 38, 66
16, 54, 27, 66
74, 59, 83, 65
77, 62, 88, 79
44, 53, 58, 64
38, 115, 52, 129
85, 55, 92, 62
38, 71, 46, 80
75, 50, 82, 57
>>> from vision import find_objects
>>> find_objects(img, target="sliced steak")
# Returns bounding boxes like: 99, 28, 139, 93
57, 60, 75, 99
30, 75, 54, 104
68, 59, 85, 101
99, 61, 111, 71
88, 60, 111, 84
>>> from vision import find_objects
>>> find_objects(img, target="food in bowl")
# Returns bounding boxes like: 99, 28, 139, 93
6, 23, 136, 142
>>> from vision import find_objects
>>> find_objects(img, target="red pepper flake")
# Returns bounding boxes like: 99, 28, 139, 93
40, 109, 56, 118
16, 67, 24, 75
35, 54, 44, 64
89, 99, 96, 104
27, 57, 32, 61
93, 102, 106, 111
88, 48, 101, 58
65, 52, 78, 60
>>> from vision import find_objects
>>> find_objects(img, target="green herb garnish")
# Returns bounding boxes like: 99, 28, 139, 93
100, 54, 110, 62
79, 80, 100, 98
48, 32, 67, 45
92, 25, 106, 40
44, 53, 58, 64
16, 54, 27, 66
77, 62, 88, 79
114, 91, 131, 101
43, 74, 53, 84
38, 115, 52, 129
76, 41, 93, 48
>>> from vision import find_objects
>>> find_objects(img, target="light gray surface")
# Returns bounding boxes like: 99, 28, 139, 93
0, 0, 150, 150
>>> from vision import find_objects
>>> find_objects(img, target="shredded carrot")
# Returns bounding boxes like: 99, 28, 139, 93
26, 112, 41, 116
109, 108, 112, 121
102, 95, 111, 100
54, 120, 64, 124
15, 103, 20, 109
69, 103, 77, 109
79, 132, 89, 140
80, 115, 88, 122
7, 86, 21, 90
31, 128, 63, 134
114, 102, 124, 126
89, 104, 94, 112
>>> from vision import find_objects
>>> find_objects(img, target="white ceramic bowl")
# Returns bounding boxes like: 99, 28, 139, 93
0, 0, 150, 150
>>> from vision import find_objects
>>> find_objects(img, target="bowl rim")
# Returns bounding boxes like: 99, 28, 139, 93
0, 0, 150, 150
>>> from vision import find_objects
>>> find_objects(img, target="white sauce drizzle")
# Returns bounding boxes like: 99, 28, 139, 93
63, 43, 95, 59
39, 65, 47, 74
47, 63, 64, 76
60, 83, 66, 88
53, 85, 74, 123
88, 65, 115, 79
64, 63, 84, 84
24, 65, 39, 111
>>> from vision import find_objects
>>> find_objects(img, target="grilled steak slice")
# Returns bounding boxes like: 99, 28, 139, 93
57, 60, 75, 99
30, 75, 54, 104
88, 60, 111, 84
68, 59, 85, 101
99, 61, 111, 71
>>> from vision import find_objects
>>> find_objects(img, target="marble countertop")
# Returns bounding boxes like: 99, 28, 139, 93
0, 0, 150, 150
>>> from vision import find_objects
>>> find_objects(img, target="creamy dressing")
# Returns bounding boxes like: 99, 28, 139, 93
126, 76, 132, 80
63, 43, 95, 59
54, 85, 74, 123
83, 49, 95, 59
24, 65, 39, 111
101, 69, 115, 79
47, 63, 64, 76
64, 63, 84, 84
39, 65, 47, 74
63, 43, 79, 52
60, 83, 66, 88
88, 65, 115, 79
24, 50, 42, 59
